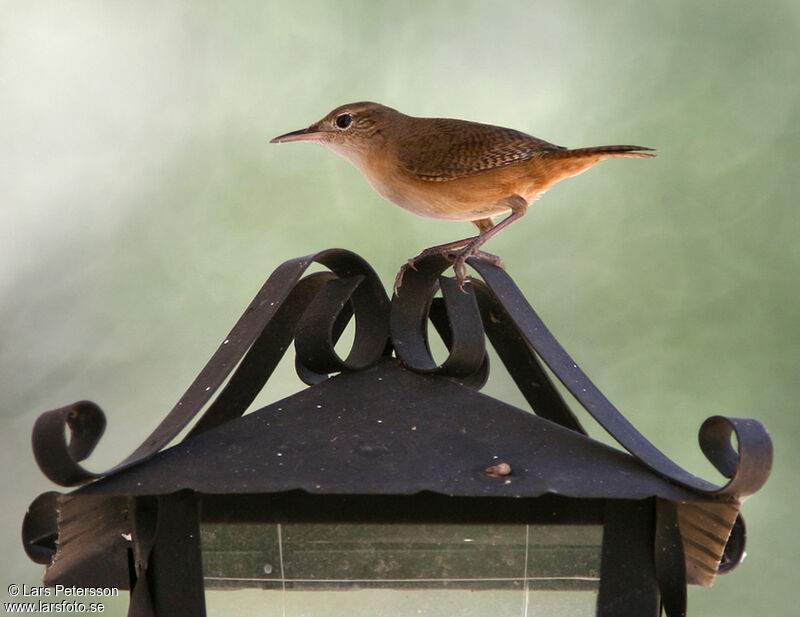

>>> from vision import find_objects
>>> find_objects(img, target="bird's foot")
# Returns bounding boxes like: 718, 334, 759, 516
473, 250, 505, 270
393, 258, 419, 295
451, 245, 505, 292
394, 247, 506, 295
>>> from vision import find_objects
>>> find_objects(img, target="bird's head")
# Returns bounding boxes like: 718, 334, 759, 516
270, 102, 401, 168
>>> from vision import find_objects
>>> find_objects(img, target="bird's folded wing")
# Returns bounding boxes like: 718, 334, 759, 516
398, 119, 565, 182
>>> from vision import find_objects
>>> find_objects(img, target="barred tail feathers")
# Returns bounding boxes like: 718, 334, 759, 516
544, 145, 656, 160
530, 144, 654, 187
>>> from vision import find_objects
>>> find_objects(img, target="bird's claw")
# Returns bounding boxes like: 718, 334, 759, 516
477, 251, 505, 270
393, 258, 422, 295
393, 267, 408, 296
451, 246, 506, 292
394, 247, 504, 295
452, 252, 470, 292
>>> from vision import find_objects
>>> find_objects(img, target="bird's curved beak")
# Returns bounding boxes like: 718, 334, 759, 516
270, 126, 324, 144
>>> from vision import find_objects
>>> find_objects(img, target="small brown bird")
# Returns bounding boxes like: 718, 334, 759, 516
271, 102, 654, 291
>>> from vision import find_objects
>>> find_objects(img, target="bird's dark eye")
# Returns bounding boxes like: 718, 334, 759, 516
335, 113, 352, 129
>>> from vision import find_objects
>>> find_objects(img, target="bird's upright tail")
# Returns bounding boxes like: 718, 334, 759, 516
544, 145, 656, 159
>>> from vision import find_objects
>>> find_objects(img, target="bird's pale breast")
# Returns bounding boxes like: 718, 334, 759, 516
363, 154, 549, 222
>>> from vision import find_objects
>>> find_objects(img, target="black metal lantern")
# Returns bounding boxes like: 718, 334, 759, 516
22, 250, 772, 617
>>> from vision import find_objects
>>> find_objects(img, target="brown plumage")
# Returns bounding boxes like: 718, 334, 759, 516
398, 120, 565, 181
271, 102, 655, 291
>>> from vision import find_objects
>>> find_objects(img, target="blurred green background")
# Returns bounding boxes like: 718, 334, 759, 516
2, 1, 798, 615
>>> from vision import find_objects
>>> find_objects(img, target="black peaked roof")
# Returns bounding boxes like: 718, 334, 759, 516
78, 358, 699, 502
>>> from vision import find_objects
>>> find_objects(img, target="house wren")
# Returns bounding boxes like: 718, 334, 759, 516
271, 102, 654, 291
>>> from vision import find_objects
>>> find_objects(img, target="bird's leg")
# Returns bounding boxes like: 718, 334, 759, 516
472, 217, 495, 234
393, 198, 528, 294
393, 224, 489, 294
406, 236, 476, 264
465, 218, 505, 269
450, 195, 528, 290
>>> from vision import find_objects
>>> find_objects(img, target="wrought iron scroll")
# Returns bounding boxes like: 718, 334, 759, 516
390, 254, 772, 498
31, 249, 390, 487
30, 250, 772, 500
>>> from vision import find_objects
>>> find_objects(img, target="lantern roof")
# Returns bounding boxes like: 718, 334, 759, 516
23, 249, 772, 599
75, 357, 706, 502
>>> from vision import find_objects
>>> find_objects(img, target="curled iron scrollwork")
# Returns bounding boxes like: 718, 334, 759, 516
29, 249, 772, 501
31, 249, 390, 487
